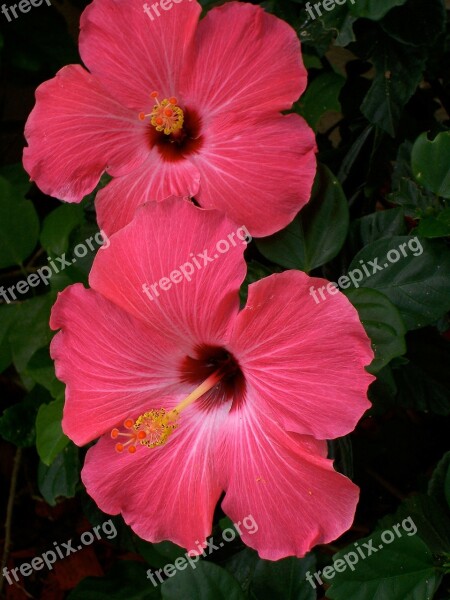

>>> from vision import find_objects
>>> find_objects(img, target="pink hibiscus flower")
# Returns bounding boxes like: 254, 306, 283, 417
50, 199, 374, 559
23, 0, 316, 237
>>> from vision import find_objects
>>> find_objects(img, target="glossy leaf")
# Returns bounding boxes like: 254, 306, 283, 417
428, 451, 450, 513
36, 398, 70, 465
349, 0, 407, 20
348, 237, 450, 329
411, 132, 450, 199
361, 36, 426, 136
416, 208, 450, 238
0, 176, 39, 269
8, 294, 54, 375
67, 562, 159, 600
256, 164, 349, 272
161, 561, 246, 600
297, 71, 344, 130
345, 288, 406, 372
37, 443, 79, 506
40, 203, 85, 256
250, 554, 316, 600
0, 387, 46, 447
324, 531, 441, 600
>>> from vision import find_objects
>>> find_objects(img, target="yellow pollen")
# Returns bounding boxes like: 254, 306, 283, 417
138, 91, 184, 135
111, 369, 224, 453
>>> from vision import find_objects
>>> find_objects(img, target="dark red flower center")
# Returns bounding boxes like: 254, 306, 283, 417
180, 345, 245, 411
150, 107, 203, 162
139, 92, 203, 161
110, 346, 245, 454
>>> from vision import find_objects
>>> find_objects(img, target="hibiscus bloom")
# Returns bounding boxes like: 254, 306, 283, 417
50, 199, 374, 559
23, 0, 316, 238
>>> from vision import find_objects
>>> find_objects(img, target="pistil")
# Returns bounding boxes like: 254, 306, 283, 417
110, 368, 224, 453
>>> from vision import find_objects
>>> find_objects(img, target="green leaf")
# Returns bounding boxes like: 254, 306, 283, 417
349, 0, 408, 21
40, 203, 85, 256
297, 4, 356, 53
348, 237, 450, 329
361, 36, 426, 136
428, 451, 450, 513
36, 398, 69, 465
161, 561, 246, 600
0, 176, 39, 268
37, 443, 79, 506
48, 221, 106, 291
250, 554, 316, 600
224, 548, 259, 595
411, 132, 450, 199
256, 164, 349, 272
388, 177, 435, 218
388, 494, 450, 556
324, 531, 441, 600
136, 539, 186, 569
337, 125, 374, 183
24, 347, 65, 400
345, 288, 406, 372
380, 0, 446, 47
8, 294, 54, 375
349, 208, 407, 250
416, 208, 450, 238
0, 163, 31, 197
297, 72, 344, 130
0, 303, 17, 373
68, 562, 160, 600
0, 386, 47, 447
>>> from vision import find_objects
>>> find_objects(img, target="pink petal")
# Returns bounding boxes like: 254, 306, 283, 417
181, 2, 307, 116
229, 271, 374, 440
50, 284, 186, 445
95, 156, 200, 236
23, 65, 149, 202
79, 0, 201, 110
81, 401, 228, 550
217, 402, 360, 560
89, 199, 247, 345
191, 114, 317, 237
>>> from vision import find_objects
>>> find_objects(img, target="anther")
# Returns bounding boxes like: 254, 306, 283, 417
138, 91, 184, 135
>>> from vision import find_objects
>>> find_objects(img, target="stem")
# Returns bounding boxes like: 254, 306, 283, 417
0, 447, 22, 595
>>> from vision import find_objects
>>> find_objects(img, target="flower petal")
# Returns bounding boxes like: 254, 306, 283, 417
229, 271, 374, 440
79, 0, 201, 110
89, 199, 247, 346
23, 65, 148, 202
181, 1, 307, 116
50, 284, 186, 445
191, 113, 316, 237
95, 155, 200, 236
81, 402, 227, 550
217, 402, 360, 560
